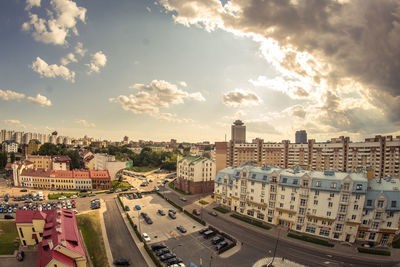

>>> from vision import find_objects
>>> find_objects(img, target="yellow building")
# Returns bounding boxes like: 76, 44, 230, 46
26, 155, 52, 170
16, 209, 87, 267
26, 139, 42, 155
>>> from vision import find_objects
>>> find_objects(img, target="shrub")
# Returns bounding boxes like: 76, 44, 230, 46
213, 206, 230, 214
230, 214, 271, 230
48, 192, 79, 200
199, 200, 209, 205
393, 238, 400, 249
357, 247, 391, 256
287, 232, 334, 247
168, 181, 191, 195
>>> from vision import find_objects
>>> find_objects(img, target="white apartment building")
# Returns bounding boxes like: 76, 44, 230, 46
214, 165, 400, 246
175, 156, 215, 194
2, 140, 19, 153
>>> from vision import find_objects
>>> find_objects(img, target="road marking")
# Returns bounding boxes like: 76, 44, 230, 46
323, 261, 331, 264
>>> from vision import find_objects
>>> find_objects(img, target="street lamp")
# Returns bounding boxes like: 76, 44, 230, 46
269, 226, 281, 267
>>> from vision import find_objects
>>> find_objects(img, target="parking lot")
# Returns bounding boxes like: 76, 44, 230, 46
120, 193, 204, 244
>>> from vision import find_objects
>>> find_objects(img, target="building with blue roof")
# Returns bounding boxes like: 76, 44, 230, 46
214, 165, 400, 246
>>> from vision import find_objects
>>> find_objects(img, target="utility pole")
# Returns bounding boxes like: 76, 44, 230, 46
270, 227, 281, 266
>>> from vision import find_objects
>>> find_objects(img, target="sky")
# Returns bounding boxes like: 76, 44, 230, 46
0, 0, 399, 143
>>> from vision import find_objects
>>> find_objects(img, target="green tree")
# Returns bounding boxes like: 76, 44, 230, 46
37, 143, 60, 156
10, 152, 15, 163
0, 151, 7, 169
65, 150, 82, 170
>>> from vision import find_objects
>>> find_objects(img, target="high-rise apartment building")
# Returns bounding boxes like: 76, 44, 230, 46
295, 130, 307, 144
231, 120, 246, 144
216, 124, 400, 178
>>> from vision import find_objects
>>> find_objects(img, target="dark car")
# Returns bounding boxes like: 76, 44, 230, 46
166, 257, 183, 265
160, 253, 176, 261
125, 206, 130, 211
216, 241, 228, 250
208, 211, 218, 216
80, 194, 87, 198
20, 189, 28, 192
4, 214, 14, 219
133, 193, 138, 199
212, 236, 225, 244
88, 193, 96, 197
158, 209, 165, 216
121, 188, 129, 192
151, 243, 167, 251
16, 250, 24, 261
176, 225, 187, 233
192, 209, 200, 215
106, 190, 114, 194
145, 217, 153, 224
137, 192, 142, 198
168, 212, 176, 219
179, 197, 187, 202
155, 248, 170, 256
113, 258, 130, 265
168, 209, 176, 214
80, 189, 88, 193
140, 212, 148, 218
199, 228, 209, 234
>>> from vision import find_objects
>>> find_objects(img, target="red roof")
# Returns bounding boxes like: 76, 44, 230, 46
20, 169, 110, 180
21, 169, 51, 178
90, 170, 110, 179
16, 210, 48, 223
53, 155, 72, 163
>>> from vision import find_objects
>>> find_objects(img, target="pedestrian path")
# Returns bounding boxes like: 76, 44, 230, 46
253, 257, 306, 267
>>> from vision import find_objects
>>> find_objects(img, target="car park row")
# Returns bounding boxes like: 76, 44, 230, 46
151, 243, 185, 267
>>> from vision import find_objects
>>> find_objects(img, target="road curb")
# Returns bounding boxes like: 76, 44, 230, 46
99, 199, 114, 267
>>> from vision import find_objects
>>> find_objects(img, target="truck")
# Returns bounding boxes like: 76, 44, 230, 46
38, 191, 44, 201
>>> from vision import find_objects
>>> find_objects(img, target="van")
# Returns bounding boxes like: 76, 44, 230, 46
203, 230, 215, 239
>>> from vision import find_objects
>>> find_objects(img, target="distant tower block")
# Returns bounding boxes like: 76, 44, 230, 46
295, 130, 307, 144
231, 120, 246, 144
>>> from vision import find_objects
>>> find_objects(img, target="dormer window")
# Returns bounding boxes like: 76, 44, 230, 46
293, 179, 298, 185
282, 178, 287, 183
252, 174, 256, 179
330, 183, 336, 189
356, 184, 362, 190
316, 181, 321, 187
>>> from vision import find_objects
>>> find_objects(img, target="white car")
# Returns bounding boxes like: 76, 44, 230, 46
142, 233, 151, 242
72, 209, 78, 214
58, 196, 67, 200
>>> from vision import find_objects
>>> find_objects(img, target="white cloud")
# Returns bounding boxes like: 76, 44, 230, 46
86, 51, 107, 74
60, 52, 77, 65
25, 0, 41, 10
0, 89, 26, 101
74, 42, 87, 56
31, 57, 75, 82
179, 81, 187, 87
223, 89, 261, 108
22, 0, 86, 45
27, 94, 52, 107
110, 80, 205, 123
75, 119, 96, 128
4, 119, 23, 125
249, 76, 311, 99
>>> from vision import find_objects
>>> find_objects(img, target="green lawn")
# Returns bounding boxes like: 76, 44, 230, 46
48, 192, 80, 200
199, 200, 209, 205
76, 211, 109, 267
0, 221, 20, 255
127, 166, 157, 173
168, 181, 191, 195
213, 206, 230, 214
111, 181, 131, 189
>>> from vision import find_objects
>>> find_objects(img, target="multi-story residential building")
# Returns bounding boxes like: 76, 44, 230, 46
18, 169, 110, 190
16, 209, 87, 266
2, 140, 19, 153
231, 120, 246, 144
214, 165, 400, 245
26, 155, 52, 170
52, 155, 72, 170
216, 121, 400, 178
295, 130, 307, 144
94, 153, 130, 180
26, 139, 41, 155
175, 156, 215, 194
357, 177, 400, 246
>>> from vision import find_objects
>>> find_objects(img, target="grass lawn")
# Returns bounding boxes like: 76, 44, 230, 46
48, 192, 80, 200
230, 214, 271, 230
213, 206, 230, 214
199, 200, 209, 205
0, 221, 20, 255
111, 181, 131, 189
76, 211, 108, 267
127, 166, 157, 173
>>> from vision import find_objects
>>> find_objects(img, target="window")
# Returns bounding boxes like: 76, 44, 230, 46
358, 231, 365, 238
280, 203, 284, 208
339, 205, 347, 213
351, 215, 356, 220
333, 233, 340, 239
281, 186, 285, 191
327, 211, 331, 217
278, 211, 282, 216
354, 204, 359, 210
268, 209, 274, 216
356, 194, 361, 200
330, 193, 335, 197
270, 194, 276, 200
369, 232, 376, 240
19, 228, 24, 238
362, 220, 368, 225
356, 184, 363, 190
291, 196, 296, 201
300, 199, 307, 206
307, 217, 312, 222
251, 189, 254, 193
338, 214, 345, 221
257, 213, 264, 220
377, 200, 384, 208
316, 181, 321, 187
371, 222, 379, 229
341, 195, 349, 202
314, 200, 318, 205
375, 212, 382, 219
306, 226, 316, 233
343, 183, 350, 190
328, 202, 333, 208
391, 201, 397, 208
282, 178, 287, 183
330, 182, 337, 189
247, 210, 254, 216
293, 179, 298, 185
315, 190, 320, 196
312, 209, 317, 215
252, 174, 256, 179
367, 199, 372, 206
320, 229, 330, 237
32, 227, 35, 232
387, 222, 392, 227
263, 175, 268, 180
299, 208, 305, 215
335, 224, 343, 231
290, 205, 294, 210
296, 225, 302, 230
303, 180, 308, 187
270, 185, 276, 192
269, 202, 275, 208
281, 195, 285, 200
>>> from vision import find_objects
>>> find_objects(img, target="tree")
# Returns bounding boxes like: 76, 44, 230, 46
0, 151, 7, 170
65, 150, 82, 170
37, 143, 60, 156
10, 152, 15, 163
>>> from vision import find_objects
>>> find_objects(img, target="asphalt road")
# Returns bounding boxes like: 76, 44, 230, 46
103, 199, 147, 267
160, 187, 399, 267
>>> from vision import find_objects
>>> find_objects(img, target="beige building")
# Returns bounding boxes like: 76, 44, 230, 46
231, 120, 246, 144
26, 155, 52, 171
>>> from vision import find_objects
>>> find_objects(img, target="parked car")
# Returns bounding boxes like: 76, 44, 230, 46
166, 257, 183, 265
58, 196, 67, 200
20, 189, 28, 192
208, 211, 218, 217
203, 230, 216, 239
158, 209, 165, 216
125, 206, 130, 211
4, 214, 14, 219
142, 233, 151, 242
151, 243, 167, 251
113, 258, 130, 265
199, 228, 209, 234
192, 209, 200, 215
168, 212, 176, 219
137, 192, 142, 198
106, 190, 114, 194
176, 225, 187, 233
168, 209, 176, 214
135, 205, 141, 210
212, 236, 225, 245
216, 241, 228, 251
160, 253, 176, 261
145, 217, 153, 224
132, 193, 138, 199
179, 197, 187, 202
88, 193, 96, 197
155, 248, 170, 256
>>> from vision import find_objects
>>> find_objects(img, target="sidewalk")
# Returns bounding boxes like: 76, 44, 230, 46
253, 257, 306, 267
114, 198, 156, 267
98, 199, 113, 267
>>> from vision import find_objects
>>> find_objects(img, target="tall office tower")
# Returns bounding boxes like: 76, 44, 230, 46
13, 132, 23, 144
231, 120, 246, 144
0, 129, 6, 142
23, 132, 33, 144
295, 130, 307, 144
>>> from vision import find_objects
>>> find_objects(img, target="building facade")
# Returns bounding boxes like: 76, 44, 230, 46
26, 155, 52, 171
175, 156, 215, 194
52, 155, 72, 170
231, 120, 246, 144
295, 130, 307, 144
2, 140, 18, 153
214, 165, 400, 246
26, 139, 42, 155
16, 209, 87, 267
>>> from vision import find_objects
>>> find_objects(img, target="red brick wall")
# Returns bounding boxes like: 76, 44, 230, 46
175, 177, 214, 195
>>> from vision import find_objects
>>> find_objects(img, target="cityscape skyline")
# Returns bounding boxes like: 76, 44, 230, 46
1, 0, 399, 143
